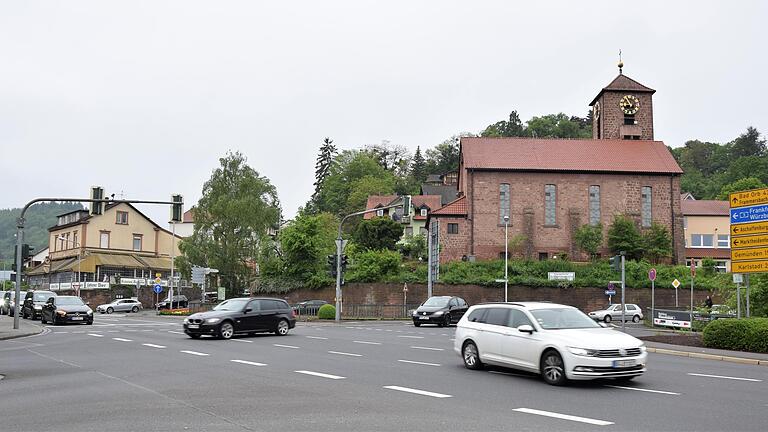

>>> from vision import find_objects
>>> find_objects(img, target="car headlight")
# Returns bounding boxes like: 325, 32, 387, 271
567, 347, 598, 357
639, 345, 647, 353
34, 305, 43, 310
56, 310, 67, 316
183, 318, 189, 323
432, 311, 444, 316
205, 318, 221, 324
87, 310, 93, 315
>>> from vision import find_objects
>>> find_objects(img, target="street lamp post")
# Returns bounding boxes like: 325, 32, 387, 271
58, 235, 82, 297
503, 215, 509, 302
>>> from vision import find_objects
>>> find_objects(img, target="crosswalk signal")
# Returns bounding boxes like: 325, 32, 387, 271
90, 186, 105, 215
171, 194, 184, 223
327, 255, 338, 278
609, 255, 621, 272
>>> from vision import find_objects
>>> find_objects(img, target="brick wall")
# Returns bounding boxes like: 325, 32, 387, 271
596, 91, 654, 140
432, 216, 471, 263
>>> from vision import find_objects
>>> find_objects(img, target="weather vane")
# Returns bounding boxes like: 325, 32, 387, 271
618, 49, 624, 74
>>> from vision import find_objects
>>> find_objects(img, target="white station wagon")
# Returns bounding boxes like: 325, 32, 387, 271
454, 302, 647, 385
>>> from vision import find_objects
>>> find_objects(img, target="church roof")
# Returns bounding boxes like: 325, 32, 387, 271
460, 137, 683, 175
430, 196, 468, 216
681, 200, 730, 216
590, 73, 655, 106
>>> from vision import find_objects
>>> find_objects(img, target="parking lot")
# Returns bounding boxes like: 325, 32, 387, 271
1, 313, 766, 431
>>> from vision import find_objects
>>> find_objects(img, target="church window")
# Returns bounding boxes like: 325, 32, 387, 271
544, 185, 556, 226
589, 186, 600, 226
499, 183, 510, 224
641, 186, 652, 227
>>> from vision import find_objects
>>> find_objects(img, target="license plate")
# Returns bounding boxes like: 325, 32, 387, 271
419, 316, 430, 320
613, 359, 636, 368
187, 324, 199, 329
71, 316, 83, 321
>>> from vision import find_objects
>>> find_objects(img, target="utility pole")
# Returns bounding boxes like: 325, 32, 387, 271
620, 252, 626, 332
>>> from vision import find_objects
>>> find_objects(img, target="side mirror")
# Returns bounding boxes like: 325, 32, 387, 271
244, 308, 252, 313
47, 298, 55, 305
517, 324, 534, 334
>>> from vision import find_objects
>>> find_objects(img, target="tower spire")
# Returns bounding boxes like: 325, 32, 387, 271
618, 49, 624, 74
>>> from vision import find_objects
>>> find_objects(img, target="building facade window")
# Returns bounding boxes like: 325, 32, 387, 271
73, 231, 78, 248
132, 234, 143, 251
717, 234, 729, 248
420, 208, 428, 217
376, 209, 384, 217
691, 234, 714, 248
499, 183, 510, 224
544, 185, 556, 226
588, 185, 600, 226
714, 261, 728, 272
116, 211, 129, 225
447, 223, 459, 234
100, 232, 110, 249
641, 186, 652, 227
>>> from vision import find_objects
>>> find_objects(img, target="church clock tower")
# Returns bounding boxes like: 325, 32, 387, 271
590, 61, 656, 140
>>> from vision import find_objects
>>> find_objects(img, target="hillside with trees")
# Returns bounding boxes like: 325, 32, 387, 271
0, 202, 84, 266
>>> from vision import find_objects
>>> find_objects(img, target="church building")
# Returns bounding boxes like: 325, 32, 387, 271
427, 64, 685, 264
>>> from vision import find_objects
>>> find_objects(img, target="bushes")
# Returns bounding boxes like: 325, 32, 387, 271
702, 318, 768, 353
317, 304, 336, 319
345, 249, 402, 283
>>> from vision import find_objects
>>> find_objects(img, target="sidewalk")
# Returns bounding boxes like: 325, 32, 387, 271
643, 340, 768, 365
0, 315, 44, 340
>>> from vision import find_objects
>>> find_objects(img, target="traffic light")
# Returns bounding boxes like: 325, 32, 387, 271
13, 244, 33, 271
609, 255, 621, 272
340, 255, 349, 274
171, 194, 184, 223
327, 255, 338, 278
90, 186, 105, 215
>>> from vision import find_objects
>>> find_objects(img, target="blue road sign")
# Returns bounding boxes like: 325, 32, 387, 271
731, 204, 768, 224
153, 284, 163, 294
605, 290, 616, 296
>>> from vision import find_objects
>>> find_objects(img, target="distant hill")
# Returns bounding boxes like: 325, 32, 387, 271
0, 202, 84, 265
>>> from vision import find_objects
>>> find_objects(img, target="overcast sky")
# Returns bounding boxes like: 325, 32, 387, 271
2, 1, 766, 225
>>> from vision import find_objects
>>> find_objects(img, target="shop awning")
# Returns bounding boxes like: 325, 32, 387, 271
93, 253, 146, 268
135, 255, 173, 270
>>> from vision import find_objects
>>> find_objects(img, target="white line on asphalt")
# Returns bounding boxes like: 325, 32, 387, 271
142, 344, 166, 349
180, 350, 209, 356
410, 346, 445, 351
345, 326, 357, 329
306, 336, 328, 340
124, 329, 137, 332
449, 338, 455, 341
353, 340, 382, 345
87, 334, 104, 337
273, 344, 300, 349
398, 335, 424, 339
605, 385, 680, 395
230, 339, 253, 343
112, 338, 132, 342
168, 331, 185, 335
107, 331, 119, 333
295, 370, 345, 380
512, 408, 613, 426
398, 359, 441, 367
328, 351, 363, 357
73, 331, 85, 334
383, 386, 452, 398
687, 373, 762, 382
231, 359, 267, 366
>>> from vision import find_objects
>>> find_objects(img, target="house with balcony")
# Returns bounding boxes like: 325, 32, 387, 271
682, 198, 731, 272
364, 194, 442, 238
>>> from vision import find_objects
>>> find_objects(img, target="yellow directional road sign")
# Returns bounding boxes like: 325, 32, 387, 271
732, 260, 768, 274
731, 234, 768, 249
730, 188, 768, 208
732, 247, 768, 262
731, 220, 768, 237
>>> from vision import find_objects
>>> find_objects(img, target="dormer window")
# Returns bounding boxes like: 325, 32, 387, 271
376, 209, 384, 217
420, 208, 428, 217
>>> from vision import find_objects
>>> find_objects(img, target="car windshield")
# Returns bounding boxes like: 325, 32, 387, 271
422, 297, 449, 307
213, 298, 249, 311
56, 297, 84, 306
530, 308, 601, 330
34, 293, 54, 301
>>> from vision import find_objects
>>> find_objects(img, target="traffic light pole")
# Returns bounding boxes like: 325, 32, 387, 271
621, 254, 626, 333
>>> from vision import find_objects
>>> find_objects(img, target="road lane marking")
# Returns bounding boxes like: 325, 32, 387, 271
230, 339, 253, 343
410, 346, 445, 351
273, 344, 300, 349
398, 359, 441, 367
512, 408, 613, 426
180, 350, 209, 356
73, 331, 85, 334
231, 360, 266, 366
168, 331, 185, 335
328, 351, 363, 357
353, 340, 381, 345
398, 335, 424, 339
605, 385, 680, 395
142, 343, 166, 349
383, 386, 451, 398
306, 336, 328, 340
112, 338, 132, 342
687, 373, 762, 382
87, 334, 104, 337
295, 370, 345, 380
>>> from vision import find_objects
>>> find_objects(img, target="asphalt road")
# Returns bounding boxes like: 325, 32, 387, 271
1, 313, 767, 432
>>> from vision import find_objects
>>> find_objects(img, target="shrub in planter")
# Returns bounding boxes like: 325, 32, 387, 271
702, 318, 768, 353
317, 304, 336, 320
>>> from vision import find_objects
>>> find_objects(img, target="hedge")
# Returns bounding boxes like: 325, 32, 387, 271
702, 318, 768, 353
317, 304, 336, 320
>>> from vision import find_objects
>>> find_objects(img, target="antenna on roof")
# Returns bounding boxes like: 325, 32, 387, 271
618, 49, 624, 74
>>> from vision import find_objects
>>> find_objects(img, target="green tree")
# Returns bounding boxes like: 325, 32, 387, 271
398, 233, 427, 260
346, 175, 396, 216
313, 151, 396, 216
178, 152, 281, 296
607, 215, 642, 260
574, 224, 603, 261
730, 126, 766, 159
278, 212, 337, 284
425, 133, 473, 175
717, 177, 767, 200
352, 217, 403, 251
642, 222, 673, 263
409, 146, 427, 185
525, 113, 591, 138
308, 137, 337, 212
481, 111, 526, 137
724, 156, 768, 185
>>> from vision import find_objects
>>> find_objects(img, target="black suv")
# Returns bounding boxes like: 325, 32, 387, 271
23, 290, 57, 320
183, 297, 296, 339
411, 295, 468, 327
156, 295, 189, 310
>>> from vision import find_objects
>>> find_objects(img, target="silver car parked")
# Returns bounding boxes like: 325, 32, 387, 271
588, 303, 643, 323
97, 298, 143, 314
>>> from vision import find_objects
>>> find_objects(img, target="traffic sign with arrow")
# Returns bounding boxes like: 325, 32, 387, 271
731, 204, 768, 225
731, 234, 768, 249
730, 188, 768, 209
731, 221, 768, 237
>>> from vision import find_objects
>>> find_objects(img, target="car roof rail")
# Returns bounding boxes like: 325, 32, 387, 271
476, 302, 527, 307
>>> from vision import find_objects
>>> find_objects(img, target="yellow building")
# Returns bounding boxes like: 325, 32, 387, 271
27, 202, 182, 292
682, 198, 730, 272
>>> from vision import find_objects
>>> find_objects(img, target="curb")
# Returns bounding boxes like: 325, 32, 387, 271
646, 347, 768, 366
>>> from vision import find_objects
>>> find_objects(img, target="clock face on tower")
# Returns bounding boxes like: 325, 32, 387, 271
619, 95, 640, 115
593, 101, 601, 120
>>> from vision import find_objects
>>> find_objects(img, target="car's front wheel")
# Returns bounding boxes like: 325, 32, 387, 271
541, 350, 567, 386
603, 315, 612, 323
189, 334, 201, 339
218, 321, 234, 340
275, 319, 290, 336
413, 321, 421, 327
106, 307, 113, 314
632, 315, 640, 323
443, 314, 452, 327
462, 341, 483, 370
132, 306, 139, 313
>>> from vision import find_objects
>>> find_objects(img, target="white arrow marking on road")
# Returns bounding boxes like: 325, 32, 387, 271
231, 360, 267, 366
295, 370, 345, 380
305, 336, 328, 340
142, 343, 166, 349
273, 344, 300, 349
410, 346, 445, 351
605, 385, 680, 395
513, 408, 614, 426
328, 351, 363, 357
180, 350, 209, 356
398, 335, 424, 339
398, 359, 441, 367
383, 386, 452, 398
353, 340, 381, 345
87, 333, 104, 337
112, 338, 132, 342
687, 373, 762, 382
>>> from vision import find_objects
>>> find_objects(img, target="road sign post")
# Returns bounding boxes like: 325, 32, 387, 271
690, 263, 695, 326
672, 278, 681, 307
649, 268, 656, 324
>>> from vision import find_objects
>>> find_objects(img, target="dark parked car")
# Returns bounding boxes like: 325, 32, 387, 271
411, 295, 468, 327
183, 297, 296, 340
156, 295, 188, 310
4, 291, 27, 316
22, 290, 57, 320
293, 300, 328, 315
41, 296, 93, 325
